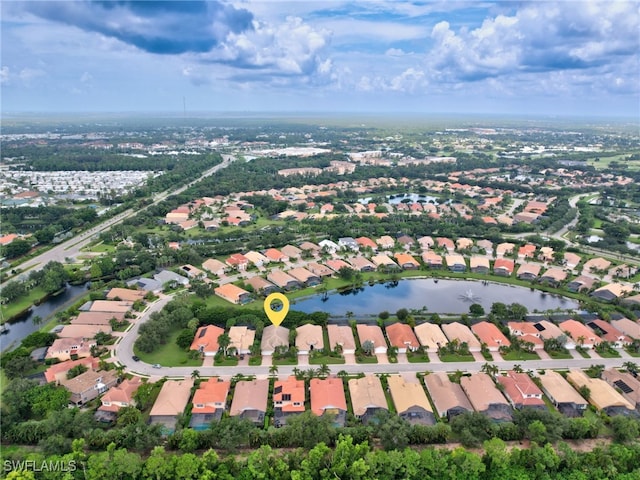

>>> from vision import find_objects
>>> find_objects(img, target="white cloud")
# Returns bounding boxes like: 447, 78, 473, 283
0, 66, 10, 84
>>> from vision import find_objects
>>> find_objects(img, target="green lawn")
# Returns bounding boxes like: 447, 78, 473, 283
625, 348, 640, 358
439, 353, 474, 362
547, 350, 573, 360
83, 242, 116, 253
596, 349, 621, 358
273, 357, 298, 366
0, 369, 9, 395
309, 355, 345, 365
214, 357, 239, 366
407, 353, 430, 363
576, 347, 591, 359
501, 351, 540, 361
249, 356, 262, 366
355, 355, 378, 364
133, 330, 202, 367
1, 286, 48, 323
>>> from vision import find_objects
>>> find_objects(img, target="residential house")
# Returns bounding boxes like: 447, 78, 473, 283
153, 270, 189, 288
245, 276, 277, 295
564, 252, 581, 270
230, 379, 269, 425
288, 267, 321, 287
539, 267, 567, 286
591, 283, 632, 302
274, 376, 306, 426
559, 320, 602, 349
261, 325, 290, 356
414, 323, 449, 352
71, 311, 125, 326
538, 370, 588, 417
611, 318, 640, 340
417, 236, 435, 250
349, 256, 377, 272
423, 372, 473, 419
567, 275, 597, 293
265, 248, 289, 263
228, 326, 256, 355
319, 239, 340, 254
371, 254, 400, 271
496, 371, 545, 410
45, 357, 99, 383
327, 325, 356, 354
295, 324, 324, 355
356, 236, 378, 251
281, 245, 303, 260
472, 321, 511, 351
385, 323, 420, 353
421, 251, 443, 269
496, 242, 515, 257
460, 373, 513, 422
96, 377, 142, 422
470, 256, 490, 274
214, 283, 251, 304
539, 246, 555, 263
587, 320, 631, 348
89, 300, 133, 313
493, 258, 515, 277
567, 369, 635, 416
190, 378, 231, 429
376, 235, 395, 250
299, 241, 321, 255
310, 378, 348, 427
602, 369, 640, 412
456, 238, 474, 251
583, 257, 611, 275
387, 375, 435, 425
516, 263, 541, 281
244, 251, 270, 268
507, 320, 573, 350
356, 324, 388, 354
226, 253, 249, 271
58, 324, 111, 339
190, 325, 225, 356
441, 322, 482, 352
60, 369, 118, 406
149, 378, 195, 434
46, 337, 96, 361
202, 258, 229, 277
306, 262, 333, 278
338, 237, 359, 251
445, 254, 466, 272
325, 259, 352, 273
180, 264, 206, 279
394, 253, 420, 269
436, 237, 455, 253
348, 375, 388, 424
397, 235, 415, 250
477, 239, 493, 256
518, 244, 536, 260
106, 288, 147, 302
267, 270, 300, 291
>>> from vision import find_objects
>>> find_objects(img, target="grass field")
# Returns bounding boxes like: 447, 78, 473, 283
355, 355, 378, 364
1, 286, 48, 323
502, 351, 540, 361
0, 369, 9, 395
273, 357, 297, 366
587, 153, 640, 170
309, 355, 345, 365
439, 353, 474, 362
547, 350, 573, 360
133, 330, 202, 367
407, 353, 430, 363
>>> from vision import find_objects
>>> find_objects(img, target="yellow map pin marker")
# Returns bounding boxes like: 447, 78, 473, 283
264, 292, 289, 327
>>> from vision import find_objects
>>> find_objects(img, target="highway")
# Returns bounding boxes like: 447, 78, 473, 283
9, 154, 237, 280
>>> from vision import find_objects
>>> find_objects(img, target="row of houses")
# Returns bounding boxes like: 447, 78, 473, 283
187, 316, 640, 359
95, 366, 640, 435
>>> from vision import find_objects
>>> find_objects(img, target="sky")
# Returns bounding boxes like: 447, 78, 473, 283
1, 1, 639, 117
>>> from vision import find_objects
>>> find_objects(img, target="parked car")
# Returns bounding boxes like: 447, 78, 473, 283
132, 356, 140, 362
152, 363, 161, 369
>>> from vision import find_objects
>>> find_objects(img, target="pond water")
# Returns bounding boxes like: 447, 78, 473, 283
359, 193, 442, 205
0, 283, 89, 352
291, 278, 579, 316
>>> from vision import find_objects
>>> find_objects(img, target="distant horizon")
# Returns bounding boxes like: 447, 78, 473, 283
2, 1, 638, 117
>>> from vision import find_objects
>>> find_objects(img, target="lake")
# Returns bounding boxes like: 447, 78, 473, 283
0, 283, 89, 352
291, 278, 579, 316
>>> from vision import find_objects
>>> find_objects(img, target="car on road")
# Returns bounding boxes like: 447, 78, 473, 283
132, 356, 140, 361
152, 364, 161, 369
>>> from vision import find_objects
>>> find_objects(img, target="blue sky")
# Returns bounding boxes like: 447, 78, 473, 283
2, 1, 639, 116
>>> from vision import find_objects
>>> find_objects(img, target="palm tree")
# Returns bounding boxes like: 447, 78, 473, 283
318, 362, 331, 379
577, 335, 586, 347
269, 364, 279, 379
191, 369, 201, 380
513, 364, 524, 373
218, 333, 231, 356
292, 367, 303, 380
623, 361, 639, 376
481, 362, 499, 377
337, 370, 348, 380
